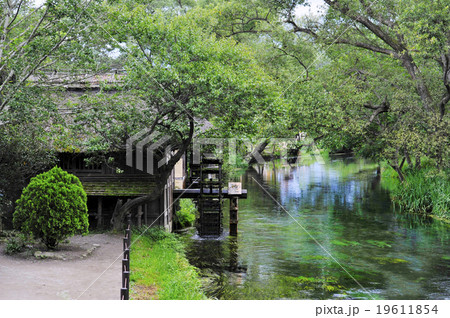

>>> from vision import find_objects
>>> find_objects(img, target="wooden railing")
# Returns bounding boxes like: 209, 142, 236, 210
121, 214, 131, 300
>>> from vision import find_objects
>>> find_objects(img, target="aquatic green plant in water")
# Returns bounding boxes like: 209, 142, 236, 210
372, 257, 409, 265
331, 239, 361, 246
282, 275, 344, 293
303, 255, 329, 261
366, 240, 392, 248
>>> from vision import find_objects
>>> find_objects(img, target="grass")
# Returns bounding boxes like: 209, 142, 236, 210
130, 227, 207, 300
381, 161, 449, 219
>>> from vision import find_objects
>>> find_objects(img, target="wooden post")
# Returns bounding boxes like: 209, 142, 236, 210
97, 197, 103, 229
144, 204, 148, 226
229, 236, 238, 271
137, 205, 143, 228
127, 214, 131, 244
120, 287, 128, 300
229, 196, 238, 236
123, 238, 129, 251
121, 214, 132, 300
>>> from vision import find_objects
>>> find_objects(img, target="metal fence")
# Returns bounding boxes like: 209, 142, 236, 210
121, 214, 131, 300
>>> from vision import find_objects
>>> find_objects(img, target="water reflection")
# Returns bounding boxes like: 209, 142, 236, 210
182, 158, 450, 300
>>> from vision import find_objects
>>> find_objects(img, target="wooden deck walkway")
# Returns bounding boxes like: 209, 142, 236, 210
173, 188, 247, 199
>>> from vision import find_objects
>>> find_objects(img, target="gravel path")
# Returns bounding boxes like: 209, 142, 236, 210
0, 233, 123, 300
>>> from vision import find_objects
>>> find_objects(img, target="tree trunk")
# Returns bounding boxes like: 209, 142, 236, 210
400, 53, 434, 111
399, 157, 406, 170
111, 118, 195, 230
415, 156, 421, 170
391, 164, 405, 183
110, 199, 123, 231
247, 138, 270, 164
405, 154, 412, 167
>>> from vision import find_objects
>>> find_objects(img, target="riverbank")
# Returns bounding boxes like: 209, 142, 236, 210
130, 227, 207, 300
381, 164, 449, 220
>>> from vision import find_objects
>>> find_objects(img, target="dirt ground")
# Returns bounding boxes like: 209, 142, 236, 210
0, 233, 123, 300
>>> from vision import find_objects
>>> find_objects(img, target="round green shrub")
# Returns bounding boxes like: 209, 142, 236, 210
13, 166, 89, 248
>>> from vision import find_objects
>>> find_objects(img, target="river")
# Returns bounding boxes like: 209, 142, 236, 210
181, 157, 450, 300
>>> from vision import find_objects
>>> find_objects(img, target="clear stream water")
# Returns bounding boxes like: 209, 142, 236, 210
181, 157, 450, 300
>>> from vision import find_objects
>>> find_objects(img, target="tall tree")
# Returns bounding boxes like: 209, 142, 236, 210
0, 0, 104, 118
267, 0, 449, 175
280, 0, 449, 119
73, 2, 284, 228
201, 0, 449, 175
0, 0, 105, 226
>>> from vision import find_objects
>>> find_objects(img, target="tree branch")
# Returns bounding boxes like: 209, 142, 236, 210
364, 98, 390, 124
276, 47, 309, 80
285, 18, 318, 38
6, 0, 25, 29
333, 38, 397, 56
323, 0, 403, 51
0, 1, 94, 113
112, 117, 195, 229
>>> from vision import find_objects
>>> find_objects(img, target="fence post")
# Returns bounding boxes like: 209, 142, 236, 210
126, 214, 131, 252
121, 213, 132, 300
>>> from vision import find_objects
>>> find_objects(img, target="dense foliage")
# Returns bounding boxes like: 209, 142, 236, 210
78, 1, 287, 226
0, 0, 104, 228
0, 0, 448, 225
13, 166, 89, 248
202, 0, 449, 216
175, 199, 197, 228
0, 129, 55, 226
